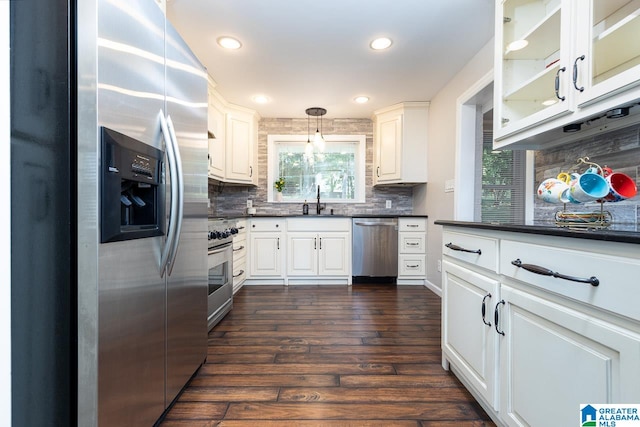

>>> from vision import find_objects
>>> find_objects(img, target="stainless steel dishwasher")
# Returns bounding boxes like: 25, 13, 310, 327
352, 217, 398, 282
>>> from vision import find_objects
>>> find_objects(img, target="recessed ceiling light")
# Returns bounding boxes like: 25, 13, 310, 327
354, 96, 369, 104
252, 95, 270, 104
370, 37, 392, 50
217, 36, 242, 50
542, 99, 558, 106
506, 39, 528, 51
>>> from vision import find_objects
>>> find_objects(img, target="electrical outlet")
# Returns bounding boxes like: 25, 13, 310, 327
246, 199, 253, 208
437, 259, 442, 273
385, 200, 392, 208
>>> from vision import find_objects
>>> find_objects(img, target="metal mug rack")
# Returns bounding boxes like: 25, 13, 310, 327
554, 157, 612, 230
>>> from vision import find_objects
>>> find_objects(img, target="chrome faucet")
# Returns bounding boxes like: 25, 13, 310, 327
316, 185, 325, 215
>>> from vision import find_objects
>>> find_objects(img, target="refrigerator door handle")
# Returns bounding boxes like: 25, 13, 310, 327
159, 110, 178, 277
165, 114, 184, 276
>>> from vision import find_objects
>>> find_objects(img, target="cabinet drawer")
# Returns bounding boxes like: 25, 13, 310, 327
399, 232, 425, 253
399, 255, 426, 276
249, 219, 284, 232
232, 262, 246, 287
500, 240, 640, 322
398, 217, 426, 231
443, 230, 498, 273
232, 240, 247, 260
287, 217, 350, 232
235, 219, 247, 235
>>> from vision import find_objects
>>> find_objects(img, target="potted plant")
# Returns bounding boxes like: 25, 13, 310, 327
274, 177, 285, 201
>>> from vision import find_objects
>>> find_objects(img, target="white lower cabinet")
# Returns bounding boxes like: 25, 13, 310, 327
248, 219, 284, 280
287, 232, 350, 278
231, 219, 247, 293
441, 225, 640, 427
286, 218, 351, 285
397, 217, 428, 284
497, 284, 640, 427
442, 260, 499, 410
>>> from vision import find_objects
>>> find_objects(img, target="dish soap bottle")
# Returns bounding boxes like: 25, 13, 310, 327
302, 200, 309, 215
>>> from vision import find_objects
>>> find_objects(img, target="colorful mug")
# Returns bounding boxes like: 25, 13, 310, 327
603, 172, 637, 202
537, 178, 570, 204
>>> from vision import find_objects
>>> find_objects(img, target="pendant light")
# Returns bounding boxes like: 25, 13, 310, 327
304, 110, 314, 163
306, 107, 327, 152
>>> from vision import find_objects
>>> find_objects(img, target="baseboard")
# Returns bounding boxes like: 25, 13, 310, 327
424, 279, 442, 297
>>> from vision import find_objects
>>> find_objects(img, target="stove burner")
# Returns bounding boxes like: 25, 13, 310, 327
207, 218, 237, 249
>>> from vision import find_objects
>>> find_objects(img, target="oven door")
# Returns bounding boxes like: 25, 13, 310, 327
207, 243, 233, 330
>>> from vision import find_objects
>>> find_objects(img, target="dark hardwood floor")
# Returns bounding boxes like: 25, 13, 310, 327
160, 284, 495, 427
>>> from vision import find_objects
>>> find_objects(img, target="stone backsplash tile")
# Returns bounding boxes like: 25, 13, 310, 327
534, 123, 640, 226
209, 117, 415, 217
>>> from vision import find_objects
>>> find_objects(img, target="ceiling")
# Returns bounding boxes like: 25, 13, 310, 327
166, 0, 495, 119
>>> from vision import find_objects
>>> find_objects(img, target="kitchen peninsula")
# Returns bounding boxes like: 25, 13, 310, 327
436, 220, 640, 427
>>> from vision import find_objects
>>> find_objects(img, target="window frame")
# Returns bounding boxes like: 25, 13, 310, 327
267, 134, 366, 203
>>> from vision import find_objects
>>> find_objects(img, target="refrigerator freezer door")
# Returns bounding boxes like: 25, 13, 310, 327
164, 21, 208, 407
96, 0, 166, 425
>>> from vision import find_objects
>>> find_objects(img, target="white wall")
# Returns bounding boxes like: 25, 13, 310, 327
414, 38, 495, 292
1, 2, 12, 424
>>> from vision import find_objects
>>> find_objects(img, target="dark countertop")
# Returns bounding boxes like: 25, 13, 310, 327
434, 220, 640, 244
217, 214, 428, 219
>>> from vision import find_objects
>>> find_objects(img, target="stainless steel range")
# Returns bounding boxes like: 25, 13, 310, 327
207, 218, 236, 330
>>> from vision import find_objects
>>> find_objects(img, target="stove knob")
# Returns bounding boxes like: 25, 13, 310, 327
207, 231, 214, 240
230, 227, 238, 234
221, 230, 230, 238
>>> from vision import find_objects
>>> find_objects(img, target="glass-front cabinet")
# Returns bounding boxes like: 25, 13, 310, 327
495, 0, 572, 140
494, 0, 640, 147
575, 0, 640, 107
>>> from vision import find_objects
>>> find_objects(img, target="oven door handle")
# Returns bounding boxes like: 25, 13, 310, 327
165, 115, 184, 276
208, 244, 231, 256
159, 110, 178, 277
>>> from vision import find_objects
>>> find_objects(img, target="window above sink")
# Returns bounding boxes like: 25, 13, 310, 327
267, 134, 366, 203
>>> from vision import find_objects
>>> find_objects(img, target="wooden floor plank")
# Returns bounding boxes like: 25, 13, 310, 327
159, 285, 495, 426
189, 374, 339, 388
223, 402, 487, 420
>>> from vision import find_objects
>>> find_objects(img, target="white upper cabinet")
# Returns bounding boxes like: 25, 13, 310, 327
574, 0, 640, 106
225, 105, 258, 185
495, 0, 574, 140
494, 0, 640, 149
206, 80, 259, 185
207, 77, 225, 181
373, 102, 428, 186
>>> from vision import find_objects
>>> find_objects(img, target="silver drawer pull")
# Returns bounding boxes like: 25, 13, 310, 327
233, 269, 245, 278
445, 242, 481, 255
233, 245, 245, 251
405, 264, 419, 268
406, 224, 419, 228
407, 242, 420, 246
511, 259, 599, 287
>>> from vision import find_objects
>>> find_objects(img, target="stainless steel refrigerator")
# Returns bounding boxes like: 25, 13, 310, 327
78, 0, 208, 425
10, 0, 206, 424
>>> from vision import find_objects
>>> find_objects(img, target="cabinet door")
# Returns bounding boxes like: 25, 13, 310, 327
498, 285, 640, 427
287, 233, 318, 276
249, 234, 282, 277
208, 136, 224, 180
494, 0, 574, 141
318, 232, 350, 276
574, 0, 640, 107
442, 261, 499, 410
225, 114, 254, 183
375, 113, 402, 183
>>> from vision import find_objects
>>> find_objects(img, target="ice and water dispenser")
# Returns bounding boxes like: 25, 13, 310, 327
100, 127, 165, 243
